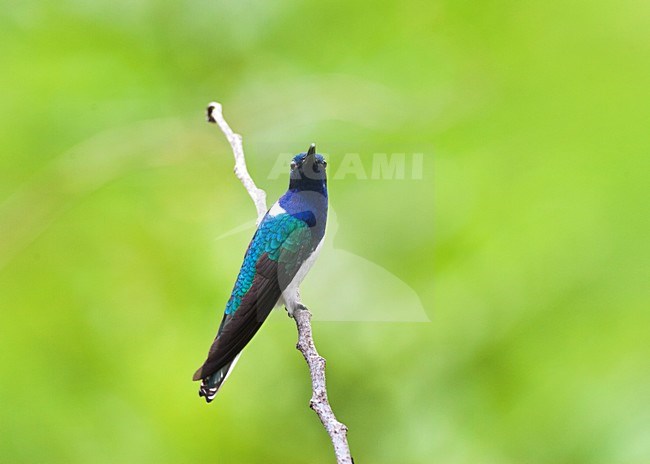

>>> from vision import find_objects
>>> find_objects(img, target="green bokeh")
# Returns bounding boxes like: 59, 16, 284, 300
1, 1, 649, 463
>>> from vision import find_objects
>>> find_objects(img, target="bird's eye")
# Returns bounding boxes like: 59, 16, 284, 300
322, 161, 327, 168
290, 161, 297, 170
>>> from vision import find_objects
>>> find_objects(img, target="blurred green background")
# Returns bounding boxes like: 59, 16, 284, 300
1, 1, 649, 463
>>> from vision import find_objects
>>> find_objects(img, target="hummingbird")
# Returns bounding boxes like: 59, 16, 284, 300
193, 143, 328, 402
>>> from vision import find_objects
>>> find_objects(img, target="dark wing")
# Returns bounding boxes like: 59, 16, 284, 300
277, 221, 314, 289
193, 219, 314, 381
192, 253, 281, 380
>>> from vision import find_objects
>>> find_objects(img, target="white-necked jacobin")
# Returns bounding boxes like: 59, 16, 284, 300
193, 144, 328, 402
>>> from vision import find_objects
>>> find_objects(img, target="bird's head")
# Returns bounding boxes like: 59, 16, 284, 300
289, 143, 327, 191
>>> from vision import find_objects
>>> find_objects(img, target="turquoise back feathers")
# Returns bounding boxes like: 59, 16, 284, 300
224, 213, 311, 315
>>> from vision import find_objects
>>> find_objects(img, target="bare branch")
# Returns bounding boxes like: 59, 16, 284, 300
206, 102, 353, 463
206, 102, 267, 223
294, 306, 353, 464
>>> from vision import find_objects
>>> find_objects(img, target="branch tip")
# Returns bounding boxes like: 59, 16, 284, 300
206, 102, 220, 123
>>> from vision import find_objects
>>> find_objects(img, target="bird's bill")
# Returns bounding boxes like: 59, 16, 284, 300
306, 143, 316, 158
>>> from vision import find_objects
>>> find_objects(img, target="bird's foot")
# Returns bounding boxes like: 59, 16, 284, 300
286, 303, 307, 318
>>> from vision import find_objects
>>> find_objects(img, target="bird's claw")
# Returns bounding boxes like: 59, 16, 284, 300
286, 304, 307, 318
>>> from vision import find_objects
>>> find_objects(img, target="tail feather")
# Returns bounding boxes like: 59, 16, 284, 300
196, 353, 242, 403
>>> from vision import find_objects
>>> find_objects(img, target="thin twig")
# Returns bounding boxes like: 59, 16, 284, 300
206, 102, 353, 464
206, 102, 267, 223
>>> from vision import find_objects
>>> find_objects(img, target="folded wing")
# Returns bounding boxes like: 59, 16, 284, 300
193, 212, 314, 397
